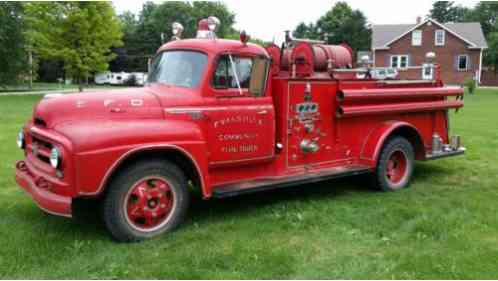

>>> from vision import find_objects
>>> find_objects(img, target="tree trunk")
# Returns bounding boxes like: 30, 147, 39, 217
78, 77, 83, 92
28, 51, 33, 90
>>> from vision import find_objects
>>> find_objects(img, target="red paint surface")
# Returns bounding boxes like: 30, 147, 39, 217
15, 38, 464, 216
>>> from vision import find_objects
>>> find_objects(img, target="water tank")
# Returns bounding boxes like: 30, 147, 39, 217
290, 42, 353, 76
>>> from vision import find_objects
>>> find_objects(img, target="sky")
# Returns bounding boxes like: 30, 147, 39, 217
112, 0, 477, 43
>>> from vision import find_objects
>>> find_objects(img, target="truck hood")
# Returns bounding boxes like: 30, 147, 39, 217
33, 88, 164, 128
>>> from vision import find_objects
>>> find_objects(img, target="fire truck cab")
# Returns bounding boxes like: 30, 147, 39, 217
15, 17, 465, 242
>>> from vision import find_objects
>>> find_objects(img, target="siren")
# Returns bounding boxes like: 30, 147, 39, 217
196, 16, 220, 39
240, 31, 250, 45
207, 16, 220, 32
171, 22, 184, 40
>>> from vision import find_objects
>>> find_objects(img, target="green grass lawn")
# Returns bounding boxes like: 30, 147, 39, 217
1, 90, 498, 279
0, 82, 125, 94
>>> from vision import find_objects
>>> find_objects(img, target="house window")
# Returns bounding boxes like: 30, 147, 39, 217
422, 63, 434, 80
390, 55, 409, 69
435, 29, 445, 46
457, 55, 469, 71
412, 30, 422, 46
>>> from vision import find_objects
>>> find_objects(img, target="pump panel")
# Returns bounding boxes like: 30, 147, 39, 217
286, 81, 338, 167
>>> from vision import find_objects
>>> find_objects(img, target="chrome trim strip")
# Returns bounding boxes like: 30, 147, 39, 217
209, 155, 274, 166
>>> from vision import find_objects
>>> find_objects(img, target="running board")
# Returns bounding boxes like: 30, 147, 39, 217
212, 165, 372, 198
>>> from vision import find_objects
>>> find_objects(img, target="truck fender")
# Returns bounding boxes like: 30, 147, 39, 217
97, 143, 211, 198
360, 121, 426, 165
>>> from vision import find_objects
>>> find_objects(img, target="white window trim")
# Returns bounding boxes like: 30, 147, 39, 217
478, 49, 483, 84
390, 55, 409, 69
412, 30, 422, 46
422, 63, 434, 80
435, 29, 445, 46
457, 54, 469, 71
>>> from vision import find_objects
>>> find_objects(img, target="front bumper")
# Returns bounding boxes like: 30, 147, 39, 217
15, 161, 72, 217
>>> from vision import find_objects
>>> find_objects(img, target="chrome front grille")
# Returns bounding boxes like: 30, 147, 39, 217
29, 135, 53, 165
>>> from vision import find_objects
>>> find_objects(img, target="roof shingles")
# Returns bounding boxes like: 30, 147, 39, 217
372, 19, 488, 49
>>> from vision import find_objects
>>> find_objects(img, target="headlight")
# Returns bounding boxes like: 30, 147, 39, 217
17, 130, 25, 149
50, 147, 61, 169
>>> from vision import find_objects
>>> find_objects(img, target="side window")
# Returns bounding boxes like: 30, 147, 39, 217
249, 57, 269, 97
213, 54, 269, 97
213, 56, 229, 88
213, 55, 252, 89
235, 57, 253, 88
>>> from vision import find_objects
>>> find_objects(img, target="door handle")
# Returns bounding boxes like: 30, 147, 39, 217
257, 110, 268, 115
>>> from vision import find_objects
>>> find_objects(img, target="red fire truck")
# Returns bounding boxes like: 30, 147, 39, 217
15, 17, 465, 242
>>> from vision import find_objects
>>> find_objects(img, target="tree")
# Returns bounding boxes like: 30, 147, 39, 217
451, 5, 473, 22
191, 1, 236, 38
147, 1, 235, 46
470, 2, 498, 38
291, 2, 371, 52
430, 1, 456, 22
292, 22, 319, 40
429, 1, 473, 23
108, 11, 138, 72
0, 2, 27, 87
458, 2, 498, 72
25, 2, 123, 91
315, 2, 371, 52
486, 22, 498, 72
114, 1, 236, 72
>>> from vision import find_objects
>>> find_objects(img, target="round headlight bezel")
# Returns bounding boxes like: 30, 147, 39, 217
17, 130, 25, 149
50, 147, 61, 169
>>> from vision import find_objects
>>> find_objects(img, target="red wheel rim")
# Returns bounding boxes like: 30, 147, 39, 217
385, 150, 408, 185
124, 176, 175, 232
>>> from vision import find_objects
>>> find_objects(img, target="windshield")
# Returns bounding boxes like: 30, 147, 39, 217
148, 51, 208, 88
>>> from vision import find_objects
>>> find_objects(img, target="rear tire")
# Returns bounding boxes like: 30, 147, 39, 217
103, 159, 189, 242
374, 136, 414, 191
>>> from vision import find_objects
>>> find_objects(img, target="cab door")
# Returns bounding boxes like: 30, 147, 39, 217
206, 54, 275, 167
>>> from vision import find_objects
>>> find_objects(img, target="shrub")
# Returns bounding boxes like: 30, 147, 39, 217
464, 78, 476, 95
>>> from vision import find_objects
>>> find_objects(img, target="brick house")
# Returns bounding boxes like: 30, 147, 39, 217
372, 18, 487, 85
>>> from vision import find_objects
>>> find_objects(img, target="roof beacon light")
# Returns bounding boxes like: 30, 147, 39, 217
171, 22, 184, 40
197, 17, 218, 39
207, 16, 220, 32
240, 30, 250, 45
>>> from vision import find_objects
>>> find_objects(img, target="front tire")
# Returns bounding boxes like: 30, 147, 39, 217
374, 136, 415, 191
103, 160, 189, 242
